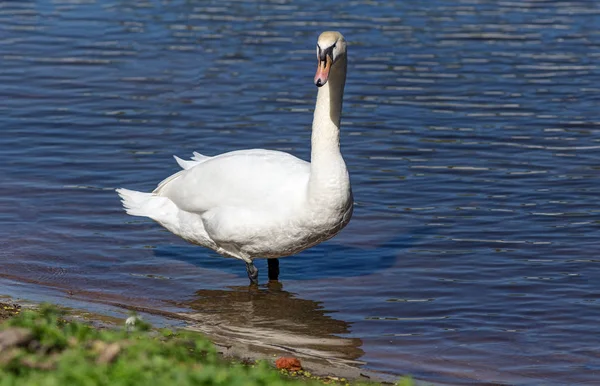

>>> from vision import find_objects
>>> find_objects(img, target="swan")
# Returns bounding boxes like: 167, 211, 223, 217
116, 31, 352, 284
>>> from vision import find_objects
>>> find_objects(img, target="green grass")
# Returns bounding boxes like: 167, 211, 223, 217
0, 305, 412, 386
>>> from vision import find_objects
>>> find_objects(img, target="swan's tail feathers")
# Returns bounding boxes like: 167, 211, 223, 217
116, 188, 176, 221
116, 188, 154, 217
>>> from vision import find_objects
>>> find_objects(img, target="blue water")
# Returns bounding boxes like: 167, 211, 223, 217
2, 0, 600, 384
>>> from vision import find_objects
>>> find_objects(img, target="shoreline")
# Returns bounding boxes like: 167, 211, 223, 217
0, 298, 406, 385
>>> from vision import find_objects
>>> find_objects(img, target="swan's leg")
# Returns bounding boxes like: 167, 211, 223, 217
220, 247, 257, 284
268, 258, 279, 281
246, 262, 259, 284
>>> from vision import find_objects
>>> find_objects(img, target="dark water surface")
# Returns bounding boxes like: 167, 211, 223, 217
2, 0, 600, 384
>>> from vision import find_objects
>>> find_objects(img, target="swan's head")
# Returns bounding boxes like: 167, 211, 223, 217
314, 31, 347, 87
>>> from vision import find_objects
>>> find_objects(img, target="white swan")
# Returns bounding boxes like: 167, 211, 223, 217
117, 31, 352, 284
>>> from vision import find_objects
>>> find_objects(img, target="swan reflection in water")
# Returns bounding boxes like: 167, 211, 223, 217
182, 282, 364, 369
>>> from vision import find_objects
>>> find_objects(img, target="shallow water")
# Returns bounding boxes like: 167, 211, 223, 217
2, 0, 600, 384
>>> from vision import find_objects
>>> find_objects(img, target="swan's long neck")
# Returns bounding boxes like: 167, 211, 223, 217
308, 56, 350, 205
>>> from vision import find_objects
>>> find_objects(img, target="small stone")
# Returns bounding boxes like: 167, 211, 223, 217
97, 342, 121, 364
275, 357, 302, 371
92, 340, 107, 352
0, 328, 33, 352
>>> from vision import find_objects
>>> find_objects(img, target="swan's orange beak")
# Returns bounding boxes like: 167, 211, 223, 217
314, 55, 332, 87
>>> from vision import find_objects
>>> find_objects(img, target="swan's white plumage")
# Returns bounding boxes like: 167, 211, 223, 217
117, 31, 352, 273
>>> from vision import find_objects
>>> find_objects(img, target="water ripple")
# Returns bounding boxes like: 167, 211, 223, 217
1, 0, 600, 384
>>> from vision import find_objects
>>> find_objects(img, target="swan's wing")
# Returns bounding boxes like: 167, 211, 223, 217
192, 151, 210, 162
174, 152, 212, 170
154, 169, 185, 194
156, 149, 310, 214
154, 152, 212, 192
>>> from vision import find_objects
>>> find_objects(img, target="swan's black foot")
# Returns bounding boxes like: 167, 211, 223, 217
268, 258, 280, 281
246, 262, 259, 285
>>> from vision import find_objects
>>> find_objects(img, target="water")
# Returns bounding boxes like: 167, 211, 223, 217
2, 0, 600, 384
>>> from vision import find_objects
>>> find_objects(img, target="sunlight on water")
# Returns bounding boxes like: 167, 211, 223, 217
1, 0, 600, 384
